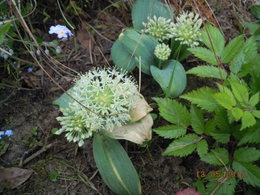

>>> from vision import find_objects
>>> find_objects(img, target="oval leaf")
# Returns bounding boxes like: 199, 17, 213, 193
111, 40, 137, 72
93, 134, 141, 195
116, 29, 158, 74
132, 0, 173, 30
150, 60, 187, 97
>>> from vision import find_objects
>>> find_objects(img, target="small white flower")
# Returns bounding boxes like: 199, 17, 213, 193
44, 48, 50, 55
0, 51, 8, 60
55, 46, 62, 53
36, 49, 41, 56
9, 49, 14, 55
171, 12, 202, 47
142, 16, 174, 42
49, 25, 73, 39
154, 43, 171, 61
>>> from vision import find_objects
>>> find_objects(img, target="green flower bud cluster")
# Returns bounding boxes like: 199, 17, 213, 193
56, 69, 139, 146
142, 16, 174, 42
171, 12, 202, 47
154, 43, 171, 61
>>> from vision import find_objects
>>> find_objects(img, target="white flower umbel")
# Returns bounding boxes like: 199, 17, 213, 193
172, 12, 202, 47
142, 16, 174, 42
154, 43, 171, 61
56, 69, 139, 146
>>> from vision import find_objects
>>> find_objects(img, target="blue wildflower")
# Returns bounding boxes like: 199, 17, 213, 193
49, 25, 73, 39
5, 130, 13, 136
0, 131, 4, 139
27, 67, 33, 72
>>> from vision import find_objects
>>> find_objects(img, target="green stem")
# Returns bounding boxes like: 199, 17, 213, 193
170, 38, 174, 51
166, 64, 176, 97
175, 44, 182, 61
158, 60, 162, 69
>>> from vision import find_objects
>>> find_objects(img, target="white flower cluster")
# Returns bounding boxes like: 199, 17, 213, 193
142, 12, 202, 48
171, 12, 202, 47
142, 16, 174, 42
56, 69, 139, 146
154, 43, 171, 61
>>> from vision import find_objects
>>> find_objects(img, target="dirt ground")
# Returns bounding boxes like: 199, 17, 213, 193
0, 0, 257, 194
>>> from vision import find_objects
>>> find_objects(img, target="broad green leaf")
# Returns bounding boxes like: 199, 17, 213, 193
150, 60, 187, 98
0, 23, 11, 44
163, 134, 200, 156
209, 113, 231, 143
209, 112, 231, 143
201, 148, 229, 165
201, 23, 225, 57
205, 172, 236, 195
231, 107, 243, 121
238, 121, 260, 145
214, 92, 236, 110
111, 40, 136, 72
190, 105, 204, 134
188, 47, 218, 65
193, 179, 206, 195
232, 161, 260, 187
53, 88, 74, 110
250, 71, 260, 94
222, 35, 244, 63
153, 125, 186, 139
210, 131, 230, 144
187, 65, 227, 79
228, 73, 241, 82
245, 22, 260, 34
238, 37, 258, 77
241, 111, 256, 130
93, 134, 141, 195
153, 98, 190, 127
230, 81, 249, 103
230, 52, 245, 74
181, 87, 220, 112
227, 109, 235, 124
252, 110, 260, 118
249, 92, 259, 107
251, 5, 260, 19
197, 140, 208, 157
216, 83, 237, 103
214, 110, 230, 132
204, 119, 216, 136
116, 29, 158, 74
234, 147, 260, 163
132, 0, 173, 30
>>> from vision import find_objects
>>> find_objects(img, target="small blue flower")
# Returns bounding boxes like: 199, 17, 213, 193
0, 131, 4, 139
49, 25, 73, 39
5, 130, 13, 136
27, 67, 33, 72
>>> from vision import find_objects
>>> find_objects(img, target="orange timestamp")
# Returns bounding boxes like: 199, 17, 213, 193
196, 170, 247, 178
